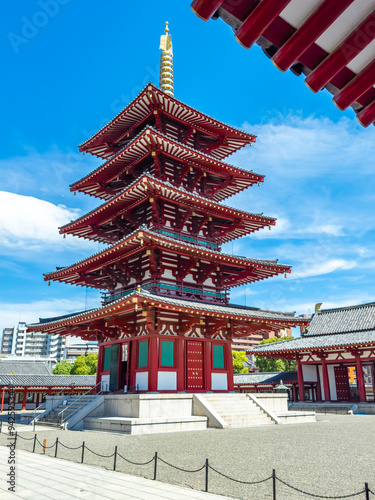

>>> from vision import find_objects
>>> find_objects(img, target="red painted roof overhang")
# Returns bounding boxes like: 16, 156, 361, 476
45, 228, 291, 289
79, 83, 256, 159
61, 174, 276, 243
191, 0, 375, 127
72, 127, 263, 201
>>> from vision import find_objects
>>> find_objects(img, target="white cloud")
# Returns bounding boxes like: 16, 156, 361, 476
290, 258, 357, 280
0, 191, 96, 252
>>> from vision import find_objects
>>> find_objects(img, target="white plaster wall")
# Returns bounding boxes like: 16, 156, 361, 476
162, 269, 174, 280
211, 373, 228, 391
328, 365, 338, 401
101, 374, 109, 392
318, 365, 324, 400
157, 371, 177, 391
136, 372, 148, 391
302, 364, 318, 382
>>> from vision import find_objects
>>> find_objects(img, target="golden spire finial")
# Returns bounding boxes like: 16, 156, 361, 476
159, 21, 174, 97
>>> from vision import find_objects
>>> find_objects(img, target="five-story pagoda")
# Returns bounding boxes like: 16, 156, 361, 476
28, 24, 307, 393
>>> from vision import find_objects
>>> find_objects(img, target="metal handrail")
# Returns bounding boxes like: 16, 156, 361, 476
33, 384, 76, 430
59, 382, 102, 425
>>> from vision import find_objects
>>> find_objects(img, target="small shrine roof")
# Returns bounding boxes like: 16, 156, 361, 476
233, 371, 298, 385
79, 83, 256, 159
253, 302, 375, 354
252, 330, 375, 354
27, 289, 306, 334
72, 126, 264, 201
61, 173, 276, 243
0, 374, 96, 388
45, 227, 291, 288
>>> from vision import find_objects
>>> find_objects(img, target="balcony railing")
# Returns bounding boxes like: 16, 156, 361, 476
101, 280, 228, 306
155, 228, 219, 250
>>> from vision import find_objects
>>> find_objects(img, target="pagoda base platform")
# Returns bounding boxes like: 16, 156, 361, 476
66, 393, 315, 434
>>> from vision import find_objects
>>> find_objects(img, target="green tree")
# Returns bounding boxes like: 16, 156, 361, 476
52, 359, 73, 375
232, 351, 249, 374
255, 336, 297, 372
70, 353, 98, 375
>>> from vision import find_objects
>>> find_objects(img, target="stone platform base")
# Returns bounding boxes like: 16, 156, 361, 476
84, 415, 208, 434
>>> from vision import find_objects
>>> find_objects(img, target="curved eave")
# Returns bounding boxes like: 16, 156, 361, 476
72, 126, 264, 202
44, 227, 291, 288
61, 173, 276, 243
192, 0, 375, 127
27, 290, 306, 335
78, 83, 256, 159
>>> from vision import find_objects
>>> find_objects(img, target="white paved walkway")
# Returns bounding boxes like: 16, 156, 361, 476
0, 446, 232, 499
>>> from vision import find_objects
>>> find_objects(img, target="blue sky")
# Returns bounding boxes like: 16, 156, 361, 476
1, 1, 375, 339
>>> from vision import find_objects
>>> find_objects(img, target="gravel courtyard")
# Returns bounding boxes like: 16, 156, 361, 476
2, 414, 375, 500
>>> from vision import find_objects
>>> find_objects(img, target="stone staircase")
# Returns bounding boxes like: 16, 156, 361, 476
201, 393, 275, 427
36, 395, 98, 427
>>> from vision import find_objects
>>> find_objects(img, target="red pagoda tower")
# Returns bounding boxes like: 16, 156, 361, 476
28, 23, 307, 393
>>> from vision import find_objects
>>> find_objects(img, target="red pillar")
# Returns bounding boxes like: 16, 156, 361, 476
321, 357, 331, 402
226, 343, 234, 392
176, 338, 185, 392
204, 341, 212, 391
48, 387, 52, 396
22, 387, 27, 410
148, 336, 158, 392
297, 358, 305, 402
96, 345, 104, 390
355, 355, 366, 402
0, 387, 5, 413
316, 365, 322, 401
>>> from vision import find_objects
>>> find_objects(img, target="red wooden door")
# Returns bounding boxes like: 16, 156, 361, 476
334, 366, 350, 401
186, 341, 204, 391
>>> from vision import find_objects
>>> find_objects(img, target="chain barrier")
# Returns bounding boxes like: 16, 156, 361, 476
117, 452, 155, 466
57, 441, 83, 451
85, 446, 115, 458
277, 477, 365, 498
209, 465, 273, 485
158, 456, 205, 473
16, 434, 36, 441
8, 432, 374, 498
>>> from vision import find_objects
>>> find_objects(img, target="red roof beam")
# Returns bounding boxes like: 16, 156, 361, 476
191, 0, 224, 21
356, 99, 375, 128
272, 0, 355, 73
305, 12, 375, 93
333, 58, 375, 110
235, 0, 292, 50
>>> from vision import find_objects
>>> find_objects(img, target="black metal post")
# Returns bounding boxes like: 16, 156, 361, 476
153, 452, 158, 480
14, 431, 17, 448
113, 446, 117, 471
54, 438, 58, 458
81, 442, 85, 464
33, 434, 37, 453
205, 459, 209, 493
272, 469, 276, 500
365, 482, 369, 500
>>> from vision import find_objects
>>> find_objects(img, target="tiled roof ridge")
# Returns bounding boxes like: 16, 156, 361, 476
318, 301, 375, 314
78, 83, 256, 150
72, 125, 264, 190
302, 327, 375, 338
62, 171, 276, 231
45, 226, 290, 278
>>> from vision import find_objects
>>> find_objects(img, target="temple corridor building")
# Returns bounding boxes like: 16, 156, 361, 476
28, 24, 307, 393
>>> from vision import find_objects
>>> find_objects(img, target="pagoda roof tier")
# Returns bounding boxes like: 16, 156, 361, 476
45, 228, 291, 290
78, 83, 256, 160
71, 127, 264, 202
27, 289, 307, 338
61, 173, 276, 245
